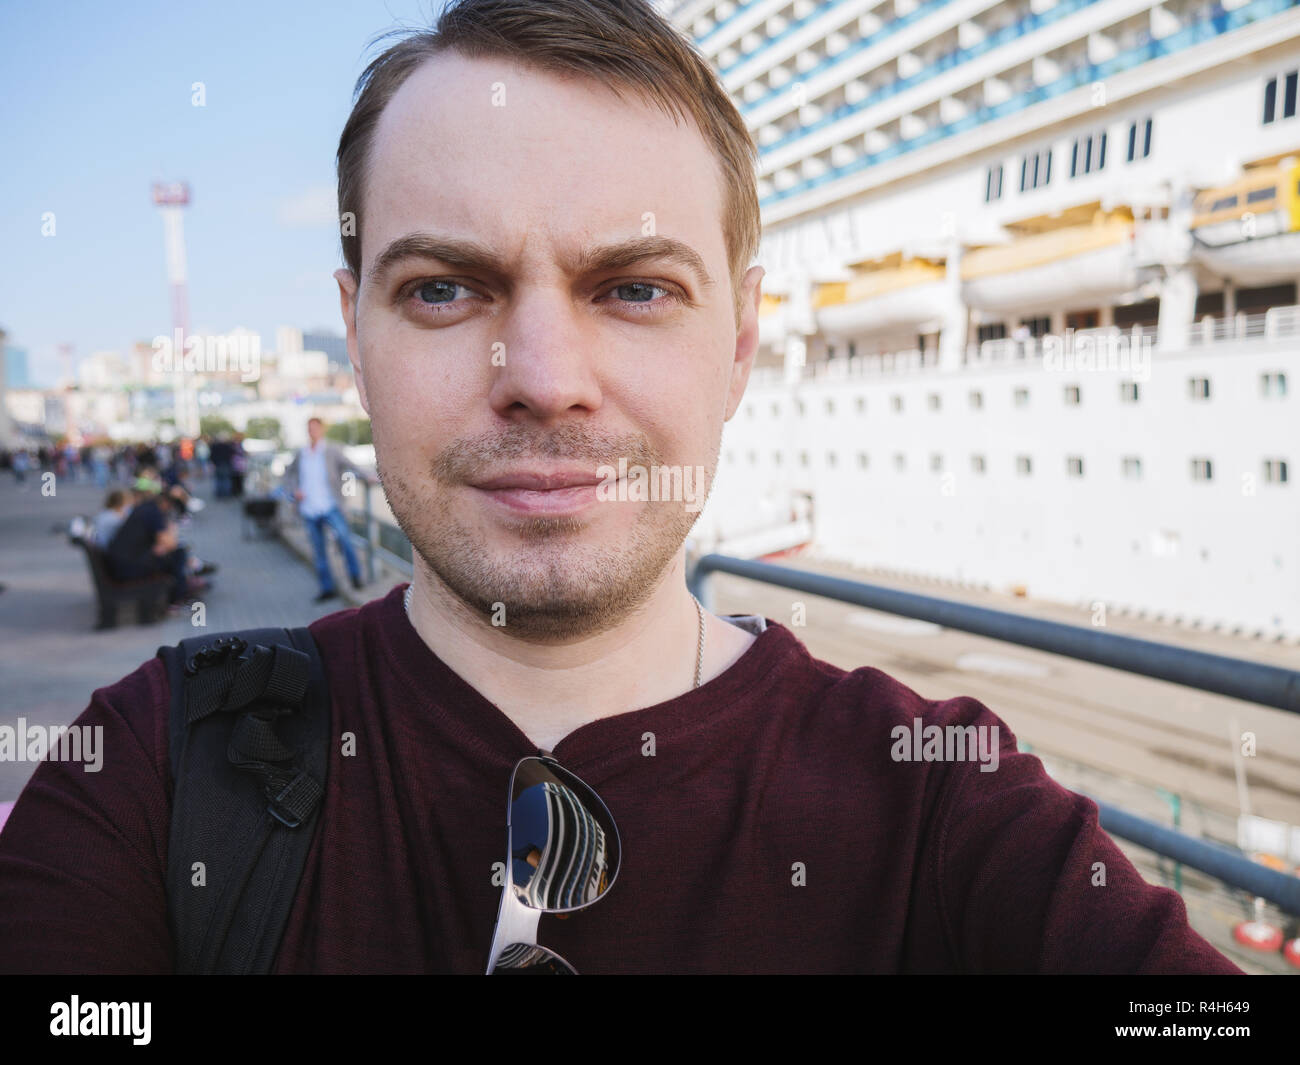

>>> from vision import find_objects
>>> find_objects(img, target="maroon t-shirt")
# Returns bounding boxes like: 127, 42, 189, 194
0, 583, 1241, 973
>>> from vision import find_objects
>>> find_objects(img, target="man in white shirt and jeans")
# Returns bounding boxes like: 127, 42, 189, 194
282, 417, 370, 602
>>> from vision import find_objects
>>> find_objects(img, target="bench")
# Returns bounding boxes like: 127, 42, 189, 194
70, 532, 172, 629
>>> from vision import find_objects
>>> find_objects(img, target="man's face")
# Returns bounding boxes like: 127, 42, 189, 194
336, 52, 762, 640
308, 420, 324, 444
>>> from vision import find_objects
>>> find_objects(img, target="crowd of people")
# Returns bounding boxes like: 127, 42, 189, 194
3, 419, 374, 612
0, 434, 249, 496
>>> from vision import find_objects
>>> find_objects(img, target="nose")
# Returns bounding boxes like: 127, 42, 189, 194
486, 286, 605, 422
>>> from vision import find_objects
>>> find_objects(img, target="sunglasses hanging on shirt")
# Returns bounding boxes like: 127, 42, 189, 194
485, 754, 621, 974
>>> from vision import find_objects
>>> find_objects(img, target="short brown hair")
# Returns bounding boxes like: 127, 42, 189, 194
336, 0, 761, 321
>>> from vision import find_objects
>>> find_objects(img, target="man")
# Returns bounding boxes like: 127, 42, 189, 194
0, 0, 1241, 974
280, 417, 371, 601
104, 486, 206, 607
209, 433, 233, 498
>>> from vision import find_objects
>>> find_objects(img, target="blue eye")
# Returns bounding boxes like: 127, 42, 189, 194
613, 282, 663, 303
416, 280, 462, 304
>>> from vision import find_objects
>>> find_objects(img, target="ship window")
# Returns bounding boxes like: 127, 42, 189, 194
1264, 77, 1277, 123
1127, 117, 1153, 160
1286, 71, 1298, 118
984, 164, 1003, 202
1190, 458, 1213, 481
1098, 131, 1106, 168
1070, 141, 1079, 178
1211, 195, 1238, 211
1246, 186, 1276, 204
1084, 137, 1092, 173
1264, 459, 1289, 484
1260, 371, 1287, 396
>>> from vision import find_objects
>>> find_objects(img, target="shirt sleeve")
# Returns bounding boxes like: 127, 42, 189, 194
0, 658, 174, 974
924, 697, 1243, 974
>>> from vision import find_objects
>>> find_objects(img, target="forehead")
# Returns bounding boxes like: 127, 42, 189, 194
362, 51, 729, 275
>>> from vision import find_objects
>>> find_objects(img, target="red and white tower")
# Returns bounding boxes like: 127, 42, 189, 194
152, 181, 198, 436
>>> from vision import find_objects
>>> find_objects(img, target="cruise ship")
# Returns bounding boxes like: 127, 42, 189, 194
661, 0, 1300, 639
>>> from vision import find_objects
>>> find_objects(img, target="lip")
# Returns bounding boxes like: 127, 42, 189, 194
471, 469, 605, 491
470, 467, 611, 517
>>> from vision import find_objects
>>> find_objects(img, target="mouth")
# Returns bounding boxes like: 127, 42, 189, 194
469, 467, 610, 518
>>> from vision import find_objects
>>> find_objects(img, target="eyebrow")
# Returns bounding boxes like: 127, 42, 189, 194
366, 231, 716, 293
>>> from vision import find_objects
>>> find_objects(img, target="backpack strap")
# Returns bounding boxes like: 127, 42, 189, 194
159, 626, 330, 974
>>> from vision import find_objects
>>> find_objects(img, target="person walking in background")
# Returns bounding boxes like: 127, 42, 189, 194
90, 444, 111, 488
209, 435, 232, 498
229, 433, 247, 498
281, 417, 371, 602
11, 448, 29, 487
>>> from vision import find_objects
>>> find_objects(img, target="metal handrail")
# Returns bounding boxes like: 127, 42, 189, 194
687, 553, 1299, 714
1097, 802, 1300, 915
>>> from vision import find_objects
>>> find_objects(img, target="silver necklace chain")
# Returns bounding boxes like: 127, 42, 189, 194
403, 584, 707, 689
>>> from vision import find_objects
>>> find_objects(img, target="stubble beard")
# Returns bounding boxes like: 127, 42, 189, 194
375, 422, 712, 642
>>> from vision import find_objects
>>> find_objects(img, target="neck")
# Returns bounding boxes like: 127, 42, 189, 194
404, 550, 756, 751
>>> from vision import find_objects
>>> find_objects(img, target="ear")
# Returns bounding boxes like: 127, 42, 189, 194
334, 267, 369, 414
723, 265, 765, 422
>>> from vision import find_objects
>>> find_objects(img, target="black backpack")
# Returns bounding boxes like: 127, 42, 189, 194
157, 627, 330, 974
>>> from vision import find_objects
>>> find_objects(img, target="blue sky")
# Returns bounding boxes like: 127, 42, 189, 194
0, 0, 449, 384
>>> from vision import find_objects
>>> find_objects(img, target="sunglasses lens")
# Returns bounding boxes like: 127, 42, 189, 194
508, 757, 620, 912
489, 942, 578, 974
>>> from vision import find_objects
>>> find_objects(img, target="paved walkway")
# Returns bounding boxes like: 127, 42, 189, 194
0, 474, 399, 799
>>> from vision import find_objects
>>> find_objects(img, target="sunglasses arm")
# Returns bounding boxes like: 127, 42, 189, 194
485, 884, 543, 974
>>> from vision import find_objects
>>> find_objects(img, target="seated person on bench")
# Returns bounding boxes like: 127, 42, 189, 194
91, 489, 133, 548
105, 488, 210, 605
